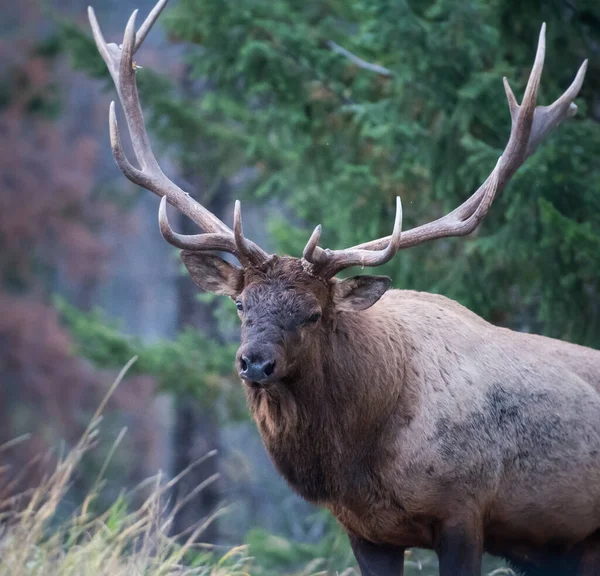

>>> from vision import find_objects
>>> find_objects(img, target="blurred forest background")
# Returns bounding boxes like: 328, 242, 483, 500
0, 0, 599, 573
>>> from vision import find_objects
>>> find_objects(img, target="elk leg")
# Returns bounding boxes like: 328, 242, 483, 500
349, 534, 405, 576
577, 530, 600, 575
436, 520, 483, 576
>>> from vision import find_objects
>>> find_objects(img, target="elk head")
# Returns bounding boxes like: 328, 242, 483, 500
89, 1, 587, 388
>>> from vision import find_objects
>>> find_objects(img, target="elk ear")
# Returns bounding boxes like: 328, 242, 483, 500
180, 251, 244, 298
331, 275, 391, 312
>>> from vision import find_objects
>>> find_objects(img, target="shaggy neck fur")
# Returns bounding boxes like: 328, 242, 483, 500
245, 294, 410, 504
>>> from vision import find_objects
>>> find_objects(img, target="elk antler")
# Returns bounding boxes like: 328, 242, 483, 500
303, 196, 404, 275
88, 1, 269, 268
303, 24, 588, 279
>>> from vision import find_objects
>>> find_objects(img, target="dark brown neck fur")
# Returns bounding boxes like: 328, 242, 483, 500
245, 296, 412, 504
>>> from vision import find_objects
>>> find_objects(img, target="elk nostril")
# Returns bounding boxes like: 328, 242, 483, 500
240, 356, 249, 373
264, 361, 275, 377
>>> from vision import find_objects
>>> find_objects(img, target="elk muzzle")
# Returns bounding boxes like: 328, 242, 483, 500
237, 347, 280, 385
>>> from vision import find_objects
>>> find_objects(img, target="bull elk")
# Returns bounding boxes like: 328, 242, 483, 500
88, 2, 597, 574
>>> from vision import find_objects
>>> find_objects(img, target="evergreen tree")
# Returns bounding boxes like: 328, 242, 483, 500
156, 0, 600, 345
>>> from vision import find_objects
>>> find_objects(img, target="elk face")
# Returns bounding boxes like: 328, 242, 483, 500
180, 253, 391, 386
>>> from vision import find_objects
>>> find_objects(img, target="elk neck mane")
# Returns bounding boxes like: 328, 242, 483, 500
245, 290, 412, 503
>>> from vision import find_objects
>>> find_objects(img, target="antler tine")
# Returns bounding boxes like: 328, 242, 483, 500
88, 6, 112, 67
109, 100, 148, 185
503, 77, 519, 116
120, 10, 152, 165
303, 225, 323, 262
342, 23, 586, 258
303, 197, 403, 278
234, 200, 270, 267
134, 0, 169, 53
526, 58, 588, 156
158, 197, 238, 252
520, 23, 546, 117
89, 0, 270, 266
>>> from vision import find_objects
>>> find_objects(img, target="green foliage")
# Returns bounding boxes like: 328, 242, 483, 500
59, 1, 600, 349
157, 0, 600, 346
54, 297, 245, 419
245, 512, 355, 575
56, 0, 600, 341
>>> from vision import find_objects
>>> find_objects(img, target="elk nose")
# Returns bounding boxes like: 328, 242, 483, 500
239, 354, 276, 384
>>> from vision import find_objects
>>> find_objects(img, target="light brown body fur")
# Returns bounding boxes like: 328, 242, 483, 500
246, 280, 600, 564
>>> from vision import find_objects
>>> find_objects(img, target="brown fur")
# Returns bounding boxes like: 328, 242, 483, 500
184, 254, 600, 572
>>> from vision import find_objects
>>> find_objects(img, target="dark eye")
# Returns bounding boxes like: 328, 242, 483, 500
236, 301, 244, 312
305, 311, 321, 324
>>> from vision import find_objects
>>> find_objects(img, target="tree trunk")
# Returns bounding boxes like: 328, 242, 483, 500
170, 62, 232, 539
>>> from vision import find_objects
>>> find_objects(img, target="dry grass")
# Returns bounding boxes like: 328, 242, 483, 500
0, 358, 251, 576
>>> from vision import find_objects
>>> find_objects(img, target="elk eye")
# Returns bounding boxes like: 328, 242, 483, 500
305, 312, 321, 324
235, 301, 244, 312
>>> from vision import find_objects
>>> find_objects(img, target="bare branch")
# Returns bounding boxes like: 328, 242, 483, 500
327, 40, 394, 78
